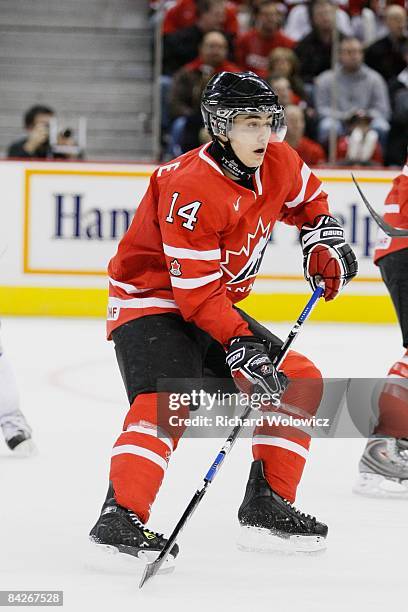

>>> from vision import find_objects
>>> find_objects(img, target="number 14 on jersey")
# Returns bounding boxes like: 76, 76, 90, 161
165, 192, 202, 231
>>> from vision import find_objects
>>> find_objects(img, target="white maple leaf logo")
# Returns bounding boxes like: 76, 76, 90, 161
221, 217, 271, 284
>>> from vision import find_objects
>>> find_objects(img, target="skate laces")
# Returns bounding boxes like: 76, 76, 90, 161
127, 511, 163, 539
283, 498, 316, 524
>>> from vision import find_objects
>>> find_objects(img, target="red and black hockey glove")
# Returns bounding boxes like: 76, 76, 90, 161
300, 215, 358, 301
226, 336, 288, 406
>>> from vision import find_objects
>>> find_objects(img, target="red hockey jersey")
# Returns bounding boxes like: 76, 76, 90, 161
107, 142, 329, 345
374, 163, 408, 264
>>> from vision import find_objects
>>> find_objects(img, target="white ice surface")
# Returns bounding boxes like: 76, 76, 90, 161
1, 318, 407, 612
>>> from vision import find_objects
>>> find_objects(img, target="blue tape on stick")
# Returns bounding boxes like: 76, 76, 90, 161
205, 452, 225, 482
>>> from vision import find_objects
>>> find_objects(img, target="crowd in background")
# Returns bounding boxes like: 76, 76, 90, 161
153, 0, 408, 167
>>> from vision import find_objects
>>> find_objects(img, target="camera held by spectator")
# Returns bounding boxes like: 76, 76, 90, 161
49, 117, 87, 159
337, 110, 383, 165
7, 105, 86, 160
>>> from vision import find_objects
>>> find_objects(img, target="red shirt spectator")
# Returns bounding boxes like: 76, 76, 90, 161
163, 0, 239, 36
170, 31, 240, 119
284, 104, 326, 166
184, 57, 240, 73
295, 136, 326, 165
235, 1, 294, 78
163, 0, 236, 75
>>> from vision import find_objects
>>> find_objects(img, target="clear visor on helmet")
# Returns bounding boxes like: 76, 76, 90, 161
226, 109, 287, 144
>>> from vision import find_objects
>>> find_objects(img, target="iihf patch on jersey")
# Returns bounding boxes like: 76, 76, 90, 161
169, 259, 182, 276
107, 305, 120, 321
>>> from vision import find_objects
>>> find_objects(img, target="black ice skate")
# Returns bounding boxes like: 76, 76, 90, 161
89, 484, 179, 570
237, 460, 328, 553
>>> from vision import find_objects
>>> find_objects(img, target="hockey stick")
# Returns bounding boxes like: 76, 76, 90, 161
139, 285, 324, 588
352, 173, 408, 237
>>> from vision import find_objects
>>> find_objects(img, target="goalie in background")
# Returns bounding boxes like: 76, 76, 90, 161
354, 159, 408, 498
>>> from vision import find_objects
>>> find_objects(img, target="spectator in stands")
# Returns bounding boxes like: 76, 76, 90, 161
235, 0, 294, 78
314, 37, 391, 149
285, 0, 349, 14
163, 0, 238, 36
285, 0, 352, 42
162, 0, 230, 75
170, 31, 240, 119
268, 76, 300, 106
7, 105, 83, 160
295, 0, 345, 86
285, 104, 326, 165
7, 105, 54, 159
171, 114, 211, 156
388, 40, 408, 106
336, 112, 383, 164
365, 5, 408, 83
168, 31, 240, 157
267, 47, 306, 100
351, 0, 388, 46
385, 42, 408, 165
268, 47, 320, 137
234, 0, 261, 33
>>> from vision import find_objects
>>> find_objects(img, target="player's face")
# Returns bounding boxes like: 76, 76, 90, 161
228, 113, 274, 167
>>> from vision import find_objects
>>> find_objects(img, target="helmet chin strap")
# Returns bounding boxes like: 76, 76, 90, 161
209, 138, 258, 181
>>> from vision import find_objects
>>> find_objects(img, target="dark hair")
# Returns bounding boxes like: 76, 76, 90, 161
200, 30, 228, 44
24, 105, 54, 129
309, 0, 333, 25
197, 0, 220, 17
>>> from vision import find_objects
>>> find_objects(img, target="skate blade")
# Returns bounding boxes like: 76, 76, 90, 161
353, 473, 408, 499
10, 439, 37, 457
237, 525, 327, 555
86, 539, 176, 576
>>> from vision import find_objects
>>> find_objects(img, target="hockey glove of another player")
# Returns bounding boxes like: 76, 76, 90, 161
300, 215, 358, 301
226, 336, 288, 406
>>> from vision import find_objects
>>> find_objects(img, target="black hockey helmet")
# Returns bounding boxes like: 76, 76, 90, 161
201, 71, 286, 141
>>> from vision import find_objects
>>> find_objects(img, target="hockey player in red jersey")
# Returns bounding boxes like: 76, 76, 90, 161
354, 162, 408, 498
90, 72, 357, 563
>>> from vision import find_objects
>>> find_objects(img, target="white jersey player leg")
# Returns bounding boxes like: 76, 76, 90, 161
0, 339, 36, 456
353, 437, 408, 499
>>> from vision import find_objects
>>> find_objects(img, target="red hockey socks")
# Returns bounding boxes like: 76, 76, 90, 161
109, 392, 187, 523
252, 350, 323, 502
375, 351, 408, 439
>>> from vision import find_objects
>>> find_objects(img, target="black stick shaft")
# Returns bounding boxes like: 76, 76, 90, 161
352, 173, 408, 237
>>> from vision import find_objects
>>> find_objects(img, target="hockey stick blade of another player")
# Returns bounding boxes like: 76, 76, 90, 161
139, 285, 324, 589
352, 173, 408, 237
